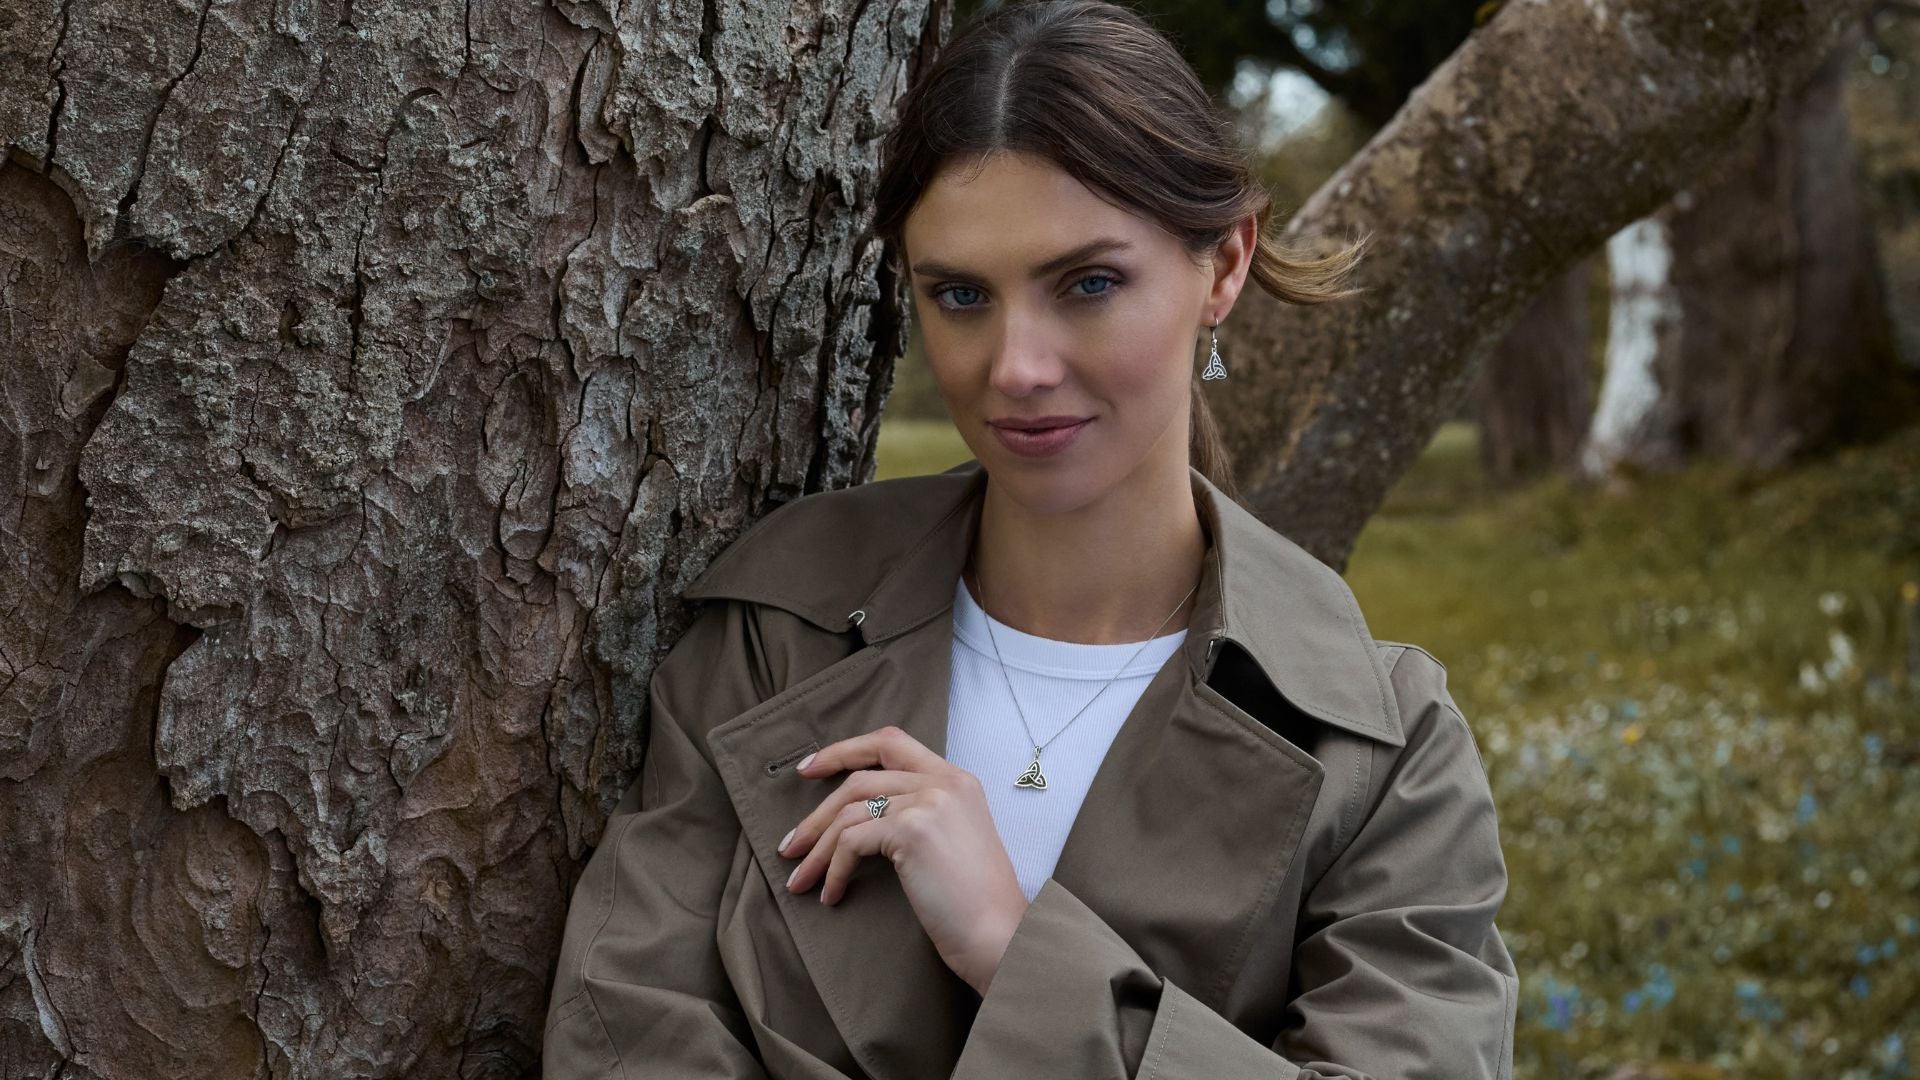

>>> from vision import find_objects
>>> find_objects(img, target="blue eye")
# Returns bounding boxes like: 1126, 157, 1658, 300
934, 284, 985, 311
929, 272, 1123, 314
1074, 273, 1120, 298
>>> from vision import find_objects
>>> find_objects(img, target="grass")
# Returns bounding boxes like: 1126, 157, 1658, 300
874, 415, 1920, 1078
874, 417, 979, 480
1350, 422, 1920, 1079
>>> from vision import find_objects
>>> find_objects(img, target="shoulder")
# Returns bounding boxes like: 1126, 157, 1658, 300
1373, 639, 1448, 682
1370, 638, 1490, 777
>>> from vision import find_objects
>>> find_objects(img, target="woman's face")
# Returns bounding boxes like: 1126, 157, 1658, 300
901, 150, 1238, 515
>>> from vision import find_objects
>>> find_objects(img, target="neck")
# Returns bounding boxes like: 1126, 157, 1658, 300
966, 454, 1208, 645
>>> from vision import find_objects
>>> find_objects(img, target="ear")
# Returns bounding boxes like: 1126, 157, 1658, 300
1204, 214, 1258, 324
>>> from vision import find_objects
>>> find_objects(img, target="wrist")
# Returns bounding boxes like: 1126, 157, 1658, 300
966, 894, 1030, 996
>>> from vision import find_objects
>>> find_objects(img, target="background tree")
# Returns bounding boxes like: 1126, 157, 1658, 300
1206, 0, 1896, 567
1580, 25, 1915, 478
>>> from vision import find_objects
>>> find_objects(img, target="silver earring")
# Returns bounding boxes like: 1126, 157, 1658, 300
1201, 322, 1228, 380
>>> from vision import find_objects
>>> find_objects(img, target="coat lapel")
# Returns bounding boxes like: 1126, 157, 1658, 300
691, 459, 1404, 1080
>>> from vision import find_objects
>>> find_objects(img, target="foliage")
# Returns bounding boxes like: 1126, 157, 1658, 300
1349, 422, 1920, 1078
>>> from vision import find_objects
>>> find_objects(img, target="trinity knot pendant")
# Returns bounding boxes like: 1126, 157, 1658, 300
1200, 338, 1228, 381
1014, 748, 1047, 790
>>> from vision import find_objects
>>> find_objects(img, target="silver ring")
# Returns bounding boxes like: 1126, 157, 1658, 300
865, 795, 890, 820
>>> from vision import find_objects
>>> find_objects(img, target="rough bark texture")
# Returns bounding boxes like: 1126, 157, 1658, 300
0, 0, 945, 1074
1655, 25, 1911, 470
1216, 0, 1883, 569
1471, 253, 1596, 482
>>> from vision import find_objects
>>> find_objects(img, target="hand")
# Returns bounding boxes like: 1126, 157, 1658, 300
779, 725, 1031, 995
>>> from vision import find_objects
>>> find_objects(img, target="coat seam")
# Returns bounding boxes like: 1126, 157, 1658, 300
1334, 749, 1365, 858
1498, 969, 1517, 1080
1335, 591, 1397, 739
1305, 644, 1407, 892
1144, 981, 1180, 1079
1440, 701, 1491, 775
577, 810, 643, 1079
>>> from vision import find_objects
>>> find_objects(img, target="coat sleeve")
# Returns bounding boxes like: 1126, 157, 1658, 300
950, 646, 1519, 1080
542, 599, 791, 1080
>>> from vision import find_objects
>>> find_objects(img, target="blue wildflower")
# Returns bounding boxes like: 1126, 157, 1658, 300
1726, 883, 1743, 901
1536, 976, 1580, 1031
1851, 973, 1871, 998
1797, 790, 1818, 824
1642, 964, 1675, 1009
1734, 980, 1785, 1023
1878, 1033, 1905, 1073
1721, 834, 1741, 855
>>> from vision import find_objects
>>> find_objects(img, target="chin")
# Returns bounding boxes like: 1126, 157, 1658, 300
980, 454, 1114, 517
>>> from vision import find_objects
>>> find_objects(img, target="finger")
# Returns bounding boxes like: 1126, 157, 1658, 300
798, 725, 948, 778
820, 814, 895, 906
785, 768, 927, 859
788, 794, 904, 896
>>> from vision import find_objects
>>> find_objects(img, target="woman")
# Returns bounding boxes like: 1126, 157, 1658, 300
543, 1, 1518, 1077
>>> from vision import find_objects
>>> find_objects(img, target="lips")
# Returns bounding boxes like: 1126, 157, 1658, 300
988, 416, 1093, 458
991, 417, 1090, 431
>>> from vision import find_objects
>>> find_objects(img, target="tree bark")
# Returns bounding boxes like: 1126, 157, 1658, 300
1582, 213, 1688, 476
1213, 0, 1884, 569
0, 0, 945, 1075
1471, 253, 1595, 483
1580, 24, 1914, 479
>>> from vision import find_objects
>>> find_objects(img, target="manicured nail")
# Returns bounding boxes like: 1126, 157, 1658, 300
786, 865, 800, 889
779, 827, 795, 854
797, 752, 816, 771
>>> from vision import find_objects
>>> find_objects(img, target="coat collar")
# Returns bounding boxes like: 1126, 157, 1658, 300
685, 458, 1403, 747
682, 459, 1403, 1080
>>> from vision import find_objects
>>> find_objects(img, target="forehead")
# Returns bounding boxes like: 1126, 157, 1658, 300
902, 151, 1161, 273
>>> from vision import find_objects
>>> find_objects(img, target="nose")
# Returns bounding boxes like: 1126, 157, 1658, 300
987, 312, 1066, 398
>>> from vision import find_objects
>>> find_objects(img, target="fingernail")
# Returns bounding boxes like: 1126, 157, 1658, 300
797, 752, 816, 771
779, 827, 795, 854
786, 865, 800, 889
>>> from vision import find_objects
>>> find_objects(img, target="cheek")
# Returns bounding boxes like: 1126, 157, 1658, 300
921, 331, 977, 399
1086, 300, 1193, 395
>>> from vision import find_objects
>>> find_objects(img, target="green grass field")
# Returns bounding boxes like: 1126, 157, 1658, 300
876, 416, 1920, 1078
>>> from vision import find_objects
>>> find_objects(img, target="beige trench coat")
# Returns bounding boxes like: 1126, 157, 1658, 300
542, 459, 1518, 1079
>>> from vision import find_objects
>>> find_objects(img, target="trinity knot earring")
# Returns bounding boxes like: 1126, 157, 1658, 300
1201, 322, 1229, 380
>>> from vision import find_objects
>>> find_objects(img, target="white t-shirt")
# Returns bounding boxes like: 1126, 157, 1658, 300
943, 575, 1189, 903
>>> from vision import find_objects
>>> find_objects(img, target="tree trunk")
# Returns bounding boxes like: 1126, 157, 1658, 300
1213, 0, 1883, 569
0, 0, 946, 1074
1579, 24, 1915, 480
1581, 213, 1688, 476
1471, 253, 1595, 483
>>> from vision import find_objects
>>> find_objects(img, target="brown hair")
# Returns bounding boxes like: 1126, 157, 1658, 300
871, 0, 1370, 506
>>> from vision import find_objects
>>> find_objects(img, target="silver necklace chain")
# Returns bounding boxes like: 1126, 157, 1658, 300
969, 559, 1199, 791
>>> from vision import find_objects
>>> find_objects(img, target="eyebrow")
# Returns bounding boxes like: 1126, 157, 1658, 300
908, 237, 1135, 282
